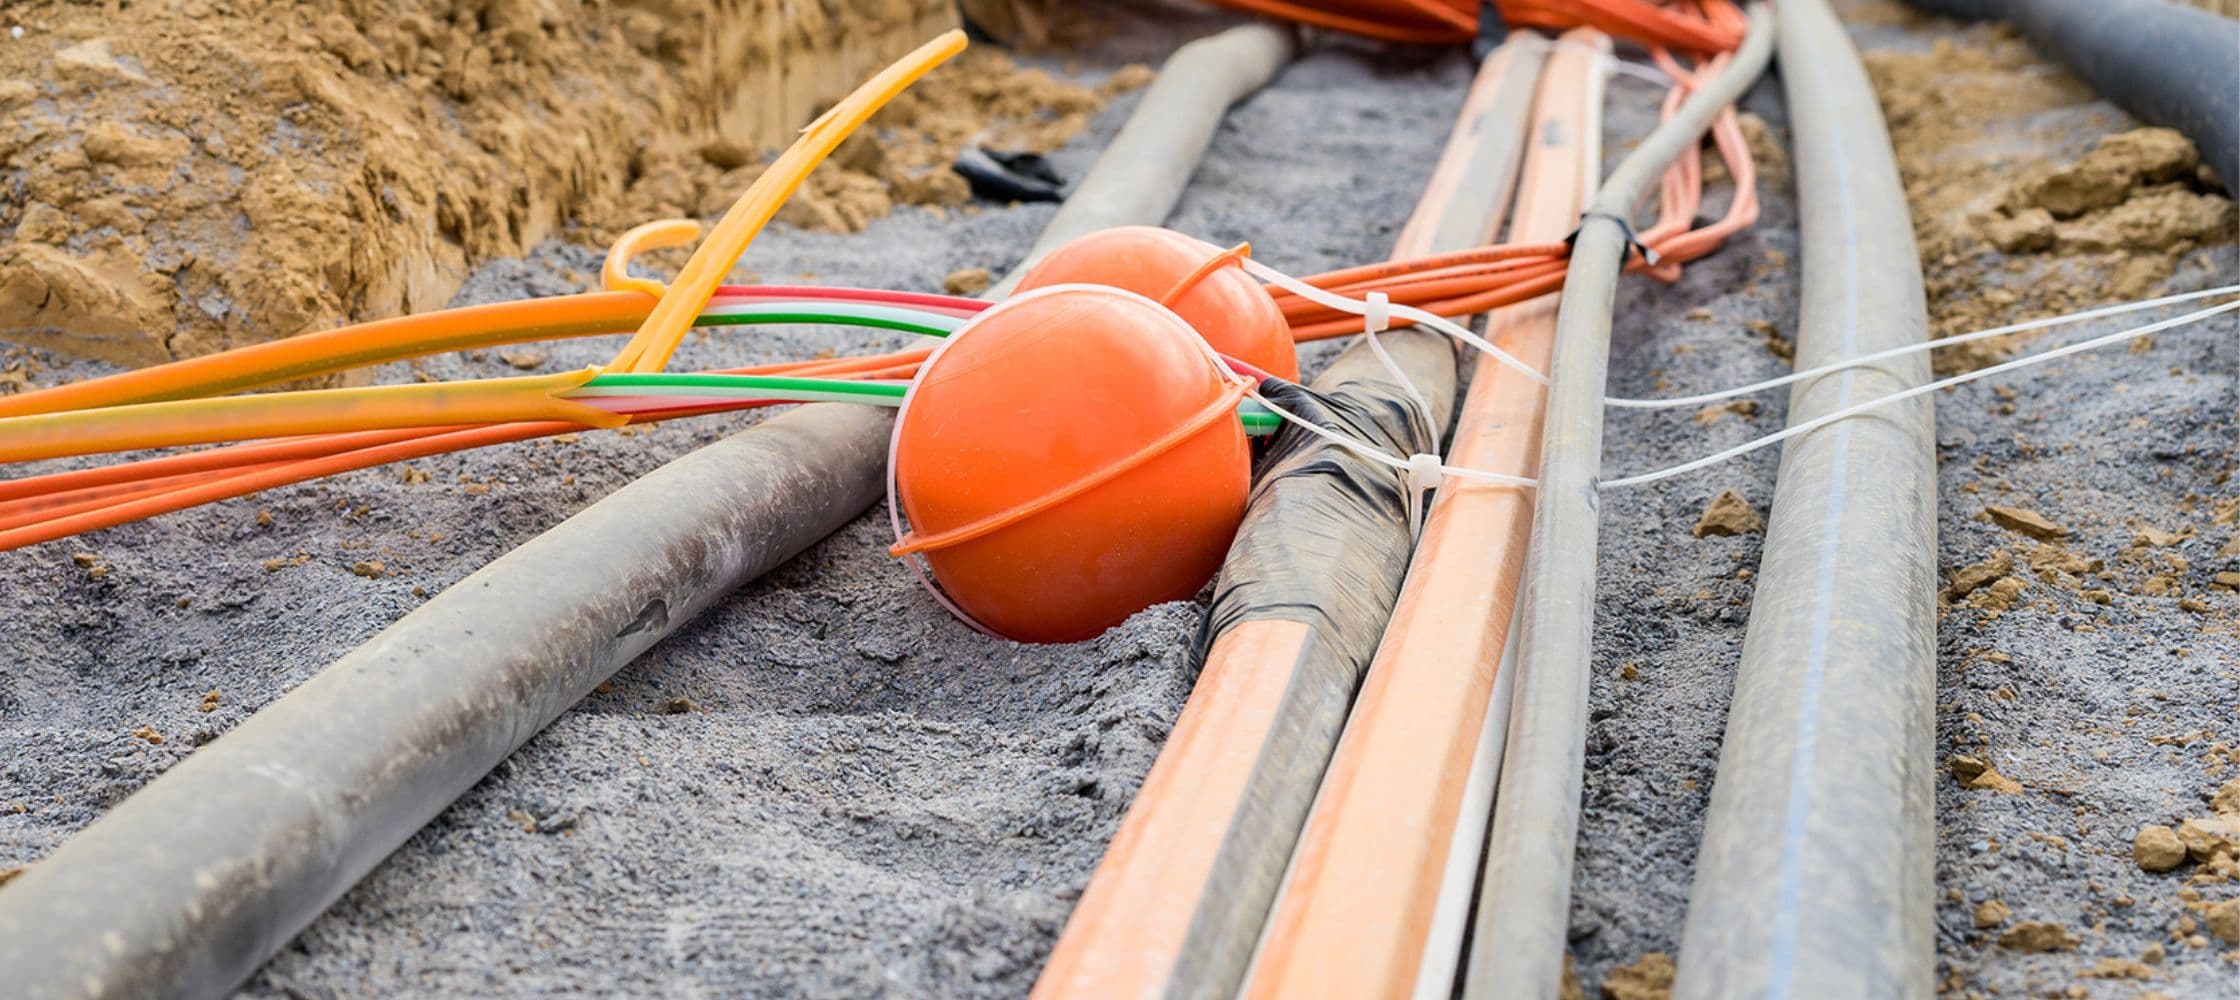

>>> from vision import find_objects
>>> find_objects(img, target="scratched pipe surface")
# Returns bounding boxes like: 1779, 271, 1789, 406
1674, 0, 1938, 996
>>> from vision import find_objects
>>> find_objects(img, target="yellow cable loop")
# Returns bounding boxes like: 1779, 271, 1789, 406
602, 218, 704, 298
608, 29, 968, 374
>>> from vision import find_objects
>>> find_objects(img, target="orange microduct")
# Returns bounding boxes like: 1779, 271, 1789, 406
1240, 30, 1606, 998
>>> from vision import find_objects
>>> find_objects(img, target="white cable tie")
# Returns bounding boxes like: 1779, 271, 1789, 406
1407, 452, 1445, 493
1365, 291, 1392, 334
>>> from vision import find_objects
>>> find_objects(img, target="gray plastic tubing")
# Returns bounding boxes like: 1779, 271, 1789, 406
1462, 6, 1777, 998
1674, 1, 1939, 996
989, 22, 1298, 295
1903, 0, 2239, 189
0, 26, 1298, 1000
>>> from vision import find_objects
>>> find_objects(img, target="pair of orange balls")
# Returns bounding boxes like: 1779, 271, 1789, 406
887, 226, 1300, 643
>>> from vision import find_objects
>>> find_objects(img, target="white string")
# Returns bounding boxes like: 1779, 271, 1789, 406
1250, 297, 2238, 493
1250, 254, 2233, 414
1358, 291, 1440, 440
1606, 284, 2240, 409
1602, 299, 2240, 487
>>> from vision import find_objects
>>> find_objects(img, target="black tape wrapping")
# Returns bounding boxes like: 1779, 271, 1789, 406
1197, 365, 1445, 673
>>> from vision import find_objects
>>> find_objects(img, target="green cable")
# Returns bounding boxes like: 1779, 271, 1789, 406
576, 373, 1282, 435
577, 373, 909, 400
691, 302, 961, 338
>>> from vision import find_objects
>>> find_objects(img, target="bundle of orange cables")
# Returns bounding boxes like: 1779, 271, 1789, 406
1273, 39, 1760, 338
1200, 0, 1745, 53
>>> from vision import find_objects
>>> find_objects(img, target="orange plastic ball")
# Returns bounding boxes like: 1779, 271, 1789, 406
888, 284, 1252, 643
1013, 225, 1300, 381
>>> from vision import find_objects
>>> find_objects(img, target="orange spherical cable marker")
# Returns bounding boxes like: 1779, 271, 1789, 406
886, 284, 1253, 644
1012, 226, 1300, 381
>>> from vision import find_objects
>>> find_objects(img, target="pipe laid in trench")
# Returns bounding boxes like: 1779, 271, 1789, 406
1031, 37, 1545, 1000
1462, 6, 1778, 997
989, 22, 1299, 296
1244, 33, 1605, 1000
1674, 0, 1939, 995
1901, 0, 2239, 190
0, 23, 1298, 1000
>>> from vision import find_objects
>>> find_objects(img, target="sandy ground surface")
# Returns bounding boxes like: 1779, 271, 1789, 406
1, 4, 2234, 999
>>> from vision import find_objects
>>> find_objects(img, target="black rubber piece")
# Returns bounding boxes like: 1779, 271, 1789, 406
1473, 4, 1512, 62
1903, 0, 2240, 189
953, 145, 1067, 202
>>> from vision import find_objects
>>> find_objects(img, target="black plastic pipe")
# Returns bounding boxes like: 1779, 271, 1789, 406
1904, 0, 2239, 188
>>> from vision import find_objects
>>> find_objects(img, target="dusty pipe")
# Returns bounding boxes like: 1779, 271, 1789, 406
1673, 0, 1939, 996
0, 26, 1299, 999
1462, 6, 1777, 998
989, 22, 1299, 295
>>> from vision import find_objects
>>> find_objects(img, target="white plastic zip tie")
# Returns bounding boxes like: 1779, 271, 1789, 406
1358, 291, 1441, 439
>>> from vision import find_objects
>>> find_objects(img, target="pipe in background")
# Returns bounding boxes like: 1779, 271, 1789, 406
990, 23, 1300, 295
1902, 0, 2239, 189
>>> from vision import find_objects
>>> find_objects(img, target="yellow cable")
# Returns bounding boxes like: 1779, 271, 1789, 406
0, 370, 621, 465
609, 29, 968, 374
603, 219, 704, 297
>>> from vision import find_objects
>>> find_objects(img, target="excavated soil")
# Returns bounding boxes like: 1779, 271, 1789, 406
0, 2, 2234, 998
0, 0, 1152, 370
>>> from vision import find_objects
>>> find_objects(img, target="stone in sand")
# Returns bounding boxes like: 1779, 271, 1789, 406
1692, 490, 1762, 538
1996, 921, 2078, 953
1984, 504, 2068, 539
1973, 899, 2009, 928
2133, 825, 2187, 872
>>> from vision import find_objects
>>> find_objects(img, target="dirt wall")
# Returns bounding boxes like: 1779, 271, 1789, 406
0, 0, 957, 366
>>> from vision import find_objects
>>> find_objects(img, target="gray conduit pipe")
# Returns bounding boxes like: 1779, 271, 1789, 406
990, 22, 1299, 295
0, 24, 1300, 1000
1462, 6, 1778, 998
1674, 0, 1939, 996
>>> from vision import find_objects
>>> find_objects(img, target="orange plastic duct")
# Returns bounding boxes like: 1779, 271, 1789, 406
1239, 30, 1606, 999
1031, 34, 1552, 1000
